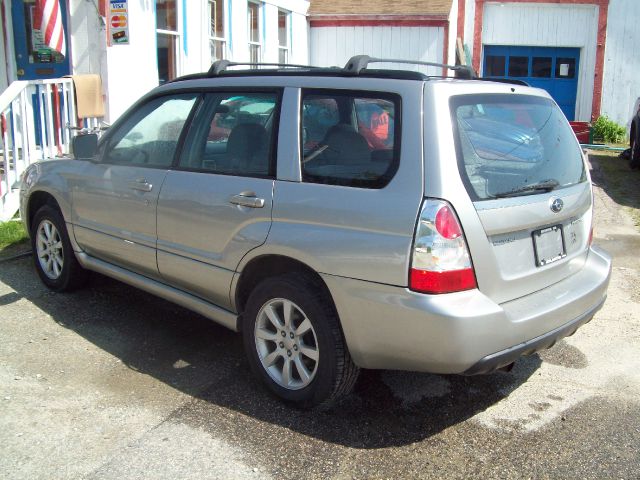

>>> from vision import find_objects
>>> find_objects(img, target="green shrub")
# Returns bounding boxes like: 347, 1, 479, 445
592, 115, 627, 143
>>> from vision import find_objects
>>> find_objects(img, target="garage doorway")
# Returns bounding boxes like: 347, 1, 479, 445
483, 46, 580, 121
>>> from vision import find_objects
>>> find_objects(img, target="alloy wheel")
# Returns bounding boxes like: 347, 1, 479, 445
254, 298, 319, 390
36, 219, 64, 280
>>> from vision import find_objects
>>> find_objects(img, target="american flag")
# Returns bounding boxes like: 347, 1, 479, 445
34, 0, 66, 57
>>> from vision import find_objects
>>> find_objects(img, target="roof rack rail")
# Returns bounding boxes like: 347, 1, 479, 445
208, 59, 321, 76
343, 55, 477, 79
479, 77, 530, 86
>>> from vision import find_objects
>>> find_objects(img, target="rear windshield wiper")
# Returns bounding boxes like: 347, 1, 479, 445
491, 179, 560, 199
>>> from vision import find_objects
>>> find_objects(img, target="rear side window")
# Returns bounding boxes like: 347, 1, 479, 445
301, 90, 400, 189
451, 94, 586, 201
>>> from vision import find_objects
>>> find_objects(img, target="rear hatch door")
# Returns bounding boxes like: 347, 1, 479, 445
449, 92, 592, 304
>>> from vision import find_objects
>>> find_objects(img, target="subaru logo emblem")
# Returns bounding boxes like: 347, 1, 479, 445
550, 197, 564, 213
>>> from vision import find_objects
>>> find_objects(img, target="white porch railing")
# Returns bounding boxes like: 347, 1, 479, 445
0, 78, 102, 221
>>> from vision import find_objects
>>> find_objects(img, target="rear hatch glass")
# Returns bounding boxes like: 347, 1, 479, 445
450, 93, 591, 304
451, 94, 586, 200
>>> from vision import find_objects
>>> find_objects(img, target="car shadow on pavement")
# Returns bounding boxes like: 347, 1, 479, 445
0, 258, 541, 449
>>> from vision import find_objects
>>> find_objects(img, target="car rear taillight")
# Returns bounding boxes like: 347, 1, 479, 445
410, 199, 477, 294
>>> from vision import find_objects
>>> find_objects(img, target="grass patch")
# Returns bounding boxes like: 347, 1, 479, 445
591, 152, 640, 229
0, 220, 29, 254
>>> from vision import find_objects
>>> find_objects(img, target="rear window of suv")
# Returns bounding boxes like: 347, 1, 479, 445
451, 94, 586, 201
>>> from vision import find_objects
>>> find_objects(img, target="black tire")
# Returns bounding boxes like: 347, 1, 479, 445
631, 118, 640, 169
31, 205, 88, 292
242, 273, 359, 408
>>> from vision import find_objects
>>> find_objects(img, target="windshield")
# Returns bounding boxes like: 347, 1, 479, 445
451, 94, 586, 201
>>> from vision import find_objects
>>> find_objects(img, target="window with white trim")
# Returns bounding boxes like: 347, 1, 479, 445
156, 0, 181, 84
248, 1, 261, 64
277, 10, 290, 64
208, 0, 226, 61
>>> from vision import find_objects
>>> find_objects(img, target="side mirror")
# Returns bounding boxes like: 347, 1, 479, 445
72, 134, 99, 160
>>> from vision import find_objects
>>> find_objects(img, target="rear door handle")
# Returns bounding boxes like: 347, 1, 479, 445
129, 178, 153, 192
230, 193, 265, 208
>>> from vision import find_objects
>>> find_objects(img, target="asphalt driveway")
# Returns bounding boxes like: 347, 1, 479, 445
1, 156, 639, 479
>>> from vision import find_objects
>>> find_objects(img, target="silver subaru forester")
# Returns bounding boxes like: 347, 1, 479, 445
20, 57, 611, 407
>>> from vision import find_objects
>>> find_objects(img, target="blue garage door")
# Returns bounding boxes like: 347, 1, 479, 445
483, 46, 580, 120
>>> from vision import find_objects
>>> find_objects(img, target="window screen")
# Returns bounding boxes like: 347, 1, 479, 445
248, 2, 261, 63
156, 0, 179, 84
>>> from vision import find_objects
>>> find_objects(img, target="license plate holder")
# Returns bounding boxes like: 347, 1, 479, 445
532, 225, 566, 267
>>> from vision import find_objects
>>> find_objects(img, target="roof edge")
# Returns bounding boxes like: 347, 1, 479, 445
310, 15, 449, 27
308, 14, 449, 20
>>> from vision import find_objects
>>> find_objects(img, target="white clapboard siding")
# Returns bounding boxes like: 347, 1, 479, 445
463, 0, 476, 49
310, 26, 445, 76
601, 0, 640, 128
482, 3, 599, 122
290, 11, 310, 65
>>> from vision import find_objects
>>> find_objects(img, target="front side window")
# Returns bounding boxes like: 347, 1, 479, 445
248, 2, 261, 64
156, 0, 180, 83
208, 0, 226, 61
278, 10, 289, 64
301, 91, 400, 189
103, 94, 198, 167
451, 94, 586, 201
180, 92, 279, 177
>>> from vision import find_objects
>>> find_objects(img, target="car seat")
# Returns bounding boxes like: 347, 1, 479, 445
320, 124, 371, 165
226, 123, 269, 174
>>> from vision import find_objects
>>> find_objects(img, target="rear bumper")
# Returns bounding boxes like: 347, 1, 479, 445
322, 245, 611, 373
462, 295, 604, 374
